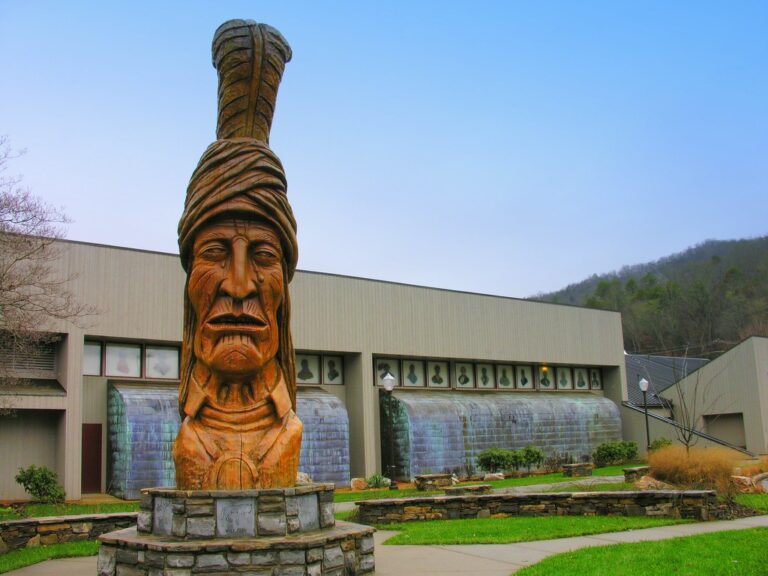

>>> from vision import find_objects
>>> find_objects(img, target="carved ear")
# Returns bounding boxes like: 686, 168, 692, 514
212, 19, 292, 142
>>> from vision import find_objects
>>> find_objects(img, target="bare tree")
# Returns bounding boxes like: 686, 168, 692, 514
0, 136, 93, 414
664, 348, 731, 453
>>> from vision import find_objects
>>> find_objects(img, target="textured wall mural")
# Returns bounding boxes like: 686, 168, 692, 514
380, 391, 622, 480
108, 385, 350, 499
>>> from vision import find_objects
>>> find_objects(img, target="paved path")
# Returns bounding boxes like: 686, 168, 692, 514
7, 515, 768, 575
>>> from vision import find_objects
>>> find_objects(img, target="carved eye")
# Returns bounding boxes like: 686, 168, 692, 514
198, 243, 228, 261
251, 245, 279, 264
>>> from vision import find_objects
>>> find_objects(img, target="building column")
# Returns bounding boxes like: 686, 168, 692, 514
57, 332, 84, 500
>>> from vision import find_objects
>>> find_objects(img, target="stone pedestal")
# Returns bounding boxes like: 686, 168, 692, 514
98, 484, 374, 575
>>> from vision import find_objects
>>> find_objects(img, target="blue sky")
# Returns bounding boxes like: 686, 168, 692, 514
1, 1, 766, 297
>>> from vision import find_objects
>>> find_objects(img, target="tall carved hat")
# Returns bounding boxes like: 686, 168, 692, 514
178, 19, 297, 277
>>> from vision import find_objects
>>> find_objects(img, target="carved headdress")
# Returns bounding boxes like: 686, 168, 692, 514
177, 20, 297, 414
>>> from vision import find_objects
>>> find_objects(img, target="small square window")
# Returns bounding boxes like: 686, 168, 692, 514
145, 346, 180, 379
83, 342, 102, 376
105, 343, 141, 378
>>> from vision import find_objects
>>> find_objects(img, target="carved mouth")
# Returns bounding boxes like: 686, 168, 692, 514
206, 313, 267, 331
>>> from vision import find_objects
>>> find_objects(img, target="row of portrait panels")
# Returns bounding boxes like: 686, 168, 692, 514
374, 358, 603, 391
295, 353, 344, 385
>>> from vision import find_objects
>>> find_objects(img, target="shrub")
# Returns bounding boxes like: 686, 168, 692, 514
366, 472, 391, 488
649, 446, 739, 493
542, 452, 574, 473
522, 446, 545, 472
649, 437, 673, 452
592, 441, 638, 467
15, 465, 65, 503
476, 448, 513, 473
508, 450, 524, 471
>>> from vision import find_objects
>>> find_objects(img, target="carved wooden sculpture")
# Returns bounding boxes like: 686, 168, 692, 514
173, 20, 302, 490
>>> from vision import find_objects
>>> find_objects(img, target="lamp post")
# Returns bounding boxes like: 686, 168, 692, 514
638, 377, 651, 452
381, 372, 398, 490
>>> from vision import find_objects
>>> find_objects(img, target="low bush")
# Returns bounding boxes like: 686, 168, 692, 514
648, 446, 739, 493
649, 437, 673, 452
15, 465, 65, 503
366, 472, 391, 489
476, 448, 514, 473
592, 441, 638, 467
522, 446, 545, 472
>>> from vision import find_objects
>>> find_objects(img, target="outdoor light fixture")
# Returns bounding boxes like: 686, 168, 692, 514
638, 377, 651, 452
382, 372, 396, 392
380, 371, 398, 489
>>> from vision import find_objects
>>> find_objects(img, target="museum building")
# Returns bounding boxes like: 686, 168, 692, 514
0, 239, 629, 501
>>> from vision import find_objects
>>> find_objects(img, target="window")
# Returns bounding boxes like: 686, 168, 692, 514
145, 346, 180, 379
105, 343, 141, 377
83, 342, 102, 376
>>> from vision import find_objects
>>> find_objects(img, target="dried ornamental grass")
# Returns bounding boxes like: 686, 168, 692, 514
648, 446, 739, 493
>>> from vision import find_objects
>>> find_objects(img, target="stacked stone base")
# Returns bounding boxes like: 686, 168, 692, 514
98, 485, 374, 576
98, 522, 373, 575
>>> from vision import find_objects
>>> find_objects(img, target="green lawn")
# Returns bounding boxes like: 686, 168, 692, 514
734, 493, 768, 514
0, 502, 139, 521
335, 464, 639, 503
0, 541, 99, 574
379, 515, 687, 545
516, 528, 768, 576
549, 482, 636, 493
334, 488, 427, 503
334, 509, 357, 521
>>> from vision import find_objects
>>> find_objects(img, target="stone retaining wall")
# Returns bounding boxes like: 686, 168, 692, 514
138, 484, 335, 540
357, 490, 717, 525
0, 513, 138, 553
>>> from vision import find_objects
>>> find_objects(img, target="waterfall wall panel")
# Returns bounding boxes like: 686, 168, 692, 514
108, 384, 180, 500
295, 388, 351, 486
380, 391, 622, 480
107, 385, 350, 498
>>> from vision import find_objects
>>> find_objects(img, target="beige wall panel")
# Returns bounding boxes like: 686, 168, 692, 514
0, 410, 62, 500
662, 339, 764, 454
752, 338, 768, 454
291, 272, 624, 366
48, 242, 185, 342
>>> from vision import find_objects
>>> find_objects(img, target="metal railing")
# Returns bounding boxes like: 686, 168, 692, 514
621, 401, 755, 457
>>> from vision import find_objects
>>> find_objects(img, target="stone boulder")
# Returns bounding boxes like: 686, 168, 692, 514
483, 472, 505, 481
296, 471, 313, 485
635, 475, 675, 490
350, 477, 368, 491
731, 475, 759, 493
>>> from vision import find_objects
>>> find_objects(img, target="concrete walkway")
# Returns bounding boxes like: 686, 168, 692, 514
6, 515, 768, 575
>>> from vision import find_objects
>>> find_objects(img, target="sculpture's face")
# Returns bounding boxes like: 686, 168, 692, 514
189, 218, 283, 379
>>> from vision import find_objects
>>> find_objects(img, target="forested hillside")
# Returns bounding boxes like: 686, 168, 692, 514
535, 236, 768, 358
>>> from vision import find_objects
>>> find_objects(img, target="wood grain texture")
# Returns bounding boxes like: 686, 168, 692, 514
212, 20, 292, 142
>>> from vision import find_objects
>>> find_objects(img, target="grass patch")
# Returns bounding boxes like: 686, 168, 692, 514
380, 515, 688, 545
549, 482, 636, 493
0, 541, 99, 574
2, 502, 139, 520
335, 464, 639, 503
734, 493, 768, 513
334, 488, 426, 503
334, 509, 357, 522
516, 528, 768, 575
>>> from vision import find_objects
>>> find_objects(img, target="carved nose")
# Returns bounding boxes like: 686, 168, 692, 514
220, 243, 257, 300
